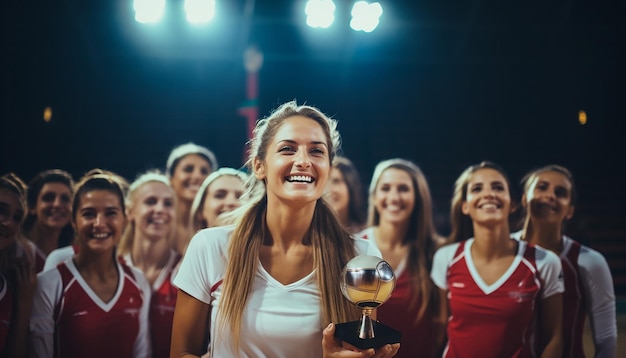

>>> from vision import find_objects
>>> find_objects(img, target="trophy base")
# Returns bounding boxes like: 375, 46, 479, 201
334, 320, 402, 350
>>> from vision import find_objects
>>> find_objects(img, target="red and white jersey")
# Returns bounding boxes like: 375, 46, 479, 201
431, 238, 563, 358
0, 275, 13, 353
511, 232, 617, 358
357, 227, 436, 358
29, 258, 152, 358
121, 251, 181, 358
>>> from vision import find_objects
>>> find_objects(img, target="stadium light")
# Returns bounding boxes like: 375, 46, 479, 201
350, 1, 383, 32
133, 0, 166, 24
305, 0, 336, 29
184, 0, 216, 24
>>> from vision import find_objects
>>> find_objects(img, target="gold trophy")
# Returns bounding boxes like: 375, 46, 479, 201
334, 255, 401, 349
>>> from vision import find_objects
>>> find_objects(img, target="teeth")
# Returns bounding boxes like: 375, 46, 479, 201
188, 185, 200, 190
93, 233, 109, 239
151, 219, 165, 224
287, 175, 313, 183
481, 203, 498, 209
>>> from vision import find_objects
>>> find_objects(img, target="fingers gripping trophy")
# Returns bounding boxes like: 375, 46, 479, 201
334, 255, 402, 349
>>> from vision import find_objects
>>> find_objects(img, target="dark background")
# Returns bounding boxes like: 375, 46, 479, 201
2, 1, 625, 292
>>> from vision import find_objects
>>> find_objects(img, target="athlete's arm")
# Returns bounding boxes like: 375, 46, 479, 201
539, 293, 563, 358
170, 290, 210, 358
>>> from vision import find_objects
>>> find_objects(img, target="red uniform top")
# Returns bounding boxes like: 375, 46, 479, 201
431, 239, 563, 358
358, 227, 436, 358
29, 259, 152, 358
122, 251, 181, 358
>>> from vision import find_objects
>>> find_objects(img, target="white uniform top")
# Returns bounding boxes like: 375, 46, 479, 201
511, 231, 617, 357
174, 225, 382, 358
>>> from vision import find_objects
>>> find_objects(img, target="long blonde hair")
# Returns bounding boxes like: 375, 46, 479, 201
217, 101, 359, 351
367, 159, 443, 321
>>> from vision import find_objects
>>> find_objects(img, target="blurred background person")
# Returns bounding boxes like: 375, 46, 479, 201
358, 158, 446, 358
325, 156, 366, 234
30, 172, 152, 358
22, 170, 74, 272
0, 173, 37, 358
118, 171, 180, 358
166, 143, 218, 255
516, 165, 616, 357
189, 167, 247, 234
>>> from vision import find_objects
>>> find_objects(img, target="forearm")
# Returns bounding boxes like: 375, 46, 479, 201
540, 336, 563, 358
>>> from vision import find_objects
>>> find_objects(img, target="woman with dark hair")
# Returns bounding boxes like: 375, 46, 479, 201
515, 165, 616, 357
171, 101, 398, 358
432, 161, 564, 357
0, 173, 37, 358
325, 156, 366, 234
30, 171, 152, 358
22, 169, 74, 272
166, 143, 218, 255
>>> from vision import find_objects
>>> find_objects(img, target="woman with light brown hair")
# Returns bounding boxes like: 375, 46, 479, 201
357, 158, 445, 357
171, 101, 398, 358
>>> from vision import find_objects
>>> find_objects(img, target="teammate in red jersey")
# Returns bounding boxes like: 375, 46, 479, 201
29, 171, 151, 358
516, 165, 616, 357
0, 173, 36, 358
118, 171, 181, 358
432, 161, 564, 358
357, 158, 446, 358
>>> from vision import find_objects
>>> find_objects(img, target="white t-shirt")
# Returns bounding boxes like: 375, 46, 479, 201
42, 245, 75, 272
173, 225, 382, 358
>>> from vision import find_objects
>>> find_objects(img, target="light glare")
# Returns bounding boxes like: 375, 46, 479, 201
305, 0, 336, 29
184, 0, 216, 24
134, 0, 166, 24
350, 1, 383, 32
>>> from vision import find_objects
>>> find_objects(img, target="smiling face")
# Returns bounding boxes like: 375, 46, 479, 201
254, 115, 331, 206
170, 154, 212, 203
32, 182, 72, 230
0, 188, 24, 250
462, 168, 512, 225
373, 167, 415, 226
73, 189, 126, 254
128, 181, 175, 241
524, 170, 574, 224
200, 175, 244, 228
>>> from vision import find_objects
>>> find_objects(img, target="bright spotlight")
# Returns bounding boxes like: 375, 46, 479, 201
134, 0, 166, 24
350, 1, 383, 32
305, 0, 336, 29
184, 0, 216, 24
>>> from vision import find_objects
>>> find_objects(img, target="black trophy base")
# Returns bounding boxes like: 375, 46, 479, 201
334, 320, 402, 350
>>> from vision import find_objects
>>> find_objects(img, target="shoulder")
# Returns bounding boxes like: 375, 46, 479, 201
43, 246, 76, 272
526, 241, 560, 265
355, 227, 375, 240
352, 235, 381, 257
568, 237, 612, 273
510, 230, 523, 240
433, 241, 463, 264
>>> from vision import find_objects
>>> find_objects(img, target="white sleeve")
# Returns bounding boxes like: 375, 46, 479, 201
29, 269, 63, 358
578, 247, 617, 358
173, 227, 229, 304
352, 236, 383, 258
430, 244, 459, 290
535, 247, 564, 299
43, 247, 74, 272
132, 267, 153, 358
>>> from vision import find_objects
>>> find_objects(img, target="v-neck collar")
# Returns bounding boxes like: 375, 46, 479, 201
257, 259, 315, 290
65, 259, 124, 312
464, 238, 524, 295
